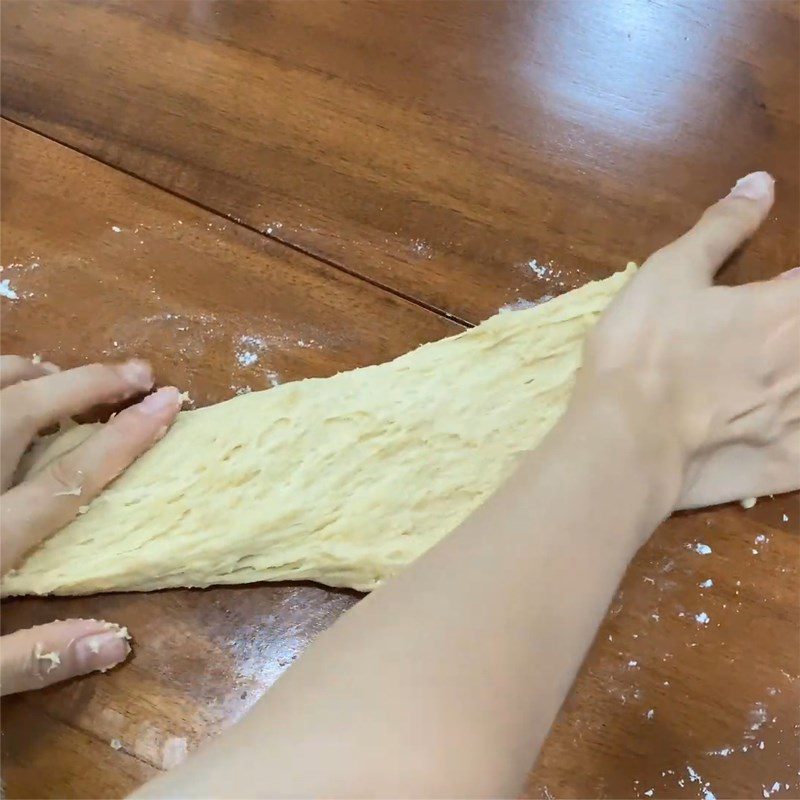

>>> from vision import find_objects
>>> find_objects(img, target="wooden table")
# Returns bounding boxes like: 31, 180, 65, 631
1, 1, 797, 797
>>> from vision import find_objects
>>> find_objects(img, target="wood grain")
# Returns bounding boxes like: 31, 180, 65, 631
0, 119, 454, 796
2, 700, 156, 799
2, 0, 798, 323
0, 120, 459, 399
0, 1, 798, 798
2, 120, 798, 799
528, 500, 800, 800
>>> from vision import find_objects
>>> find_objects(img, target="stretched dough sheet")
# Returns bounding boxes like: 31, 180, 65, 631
2, 266, 634, 597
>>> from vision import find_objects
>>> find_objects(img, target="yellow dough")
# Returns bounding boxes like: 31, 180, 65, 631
2, 265, 635, 597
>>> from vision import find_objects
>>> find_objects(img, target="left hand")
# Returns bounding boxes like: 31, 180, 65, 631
0, 355, 181, 695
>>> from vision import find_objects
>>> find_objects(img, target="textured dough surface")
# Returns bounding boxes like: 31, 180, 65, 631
2, 266, 634, 597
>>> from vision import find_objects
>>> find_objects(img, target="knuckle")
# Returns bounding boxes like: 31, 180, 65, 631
695, 235, 724, 268
84, 363, 123, 388
46, 455, 85, 495
91, 421, 139, 478
92, 364, 133, 400
642, 242, 689, 273
1, 384, 40, 428
96, 427, 131, 468
95, 363, 121, 381
26, 643, 60, 684
65, 363, 127, 400
707, 198, 760, 232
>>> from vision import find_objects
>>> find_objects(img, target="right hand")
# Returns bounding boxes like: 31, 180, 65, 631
577, 170, 799, 510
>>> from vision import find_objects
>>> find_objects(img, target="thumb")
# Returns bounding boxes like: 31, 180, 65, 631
643, 171, 775, 288
0, 618, 131, 695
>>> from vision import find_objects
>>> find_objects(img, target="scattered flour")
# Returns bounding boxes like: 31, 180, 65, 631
0, 279, 19, 300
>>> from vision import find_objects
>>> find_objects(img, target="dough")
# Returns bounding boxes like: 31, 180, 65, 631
2, 265, 634, 597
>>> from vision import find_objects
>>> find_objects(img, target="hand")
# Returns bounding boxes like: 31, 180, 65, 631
0, 356, 182, 694
578, 171, 799, 509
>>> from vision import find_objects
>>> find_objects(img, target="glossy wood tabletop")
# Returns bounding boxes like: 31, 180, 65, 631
1, 1, 798, 798
3, 0, 798, 323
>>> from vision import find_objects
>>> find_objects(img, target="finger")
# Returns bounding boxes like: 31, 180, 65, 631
733, 266, 800, 318
735, 264, 800, 290
0, 618, 131, 696
1, 386, 182, 572
0, 359, 153, 493
2, 359, 154, 432
0, 355, 59, 388
643, 171, 775, 288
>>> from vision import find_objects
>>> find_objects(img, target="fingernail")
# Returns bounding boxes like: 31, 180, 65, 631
118, 359, 154, 389
727, 171, 774, 200
41, 361, 61, 374
74, 630, 131, 673
138, 386, 180, 415
778, 266, 800, 280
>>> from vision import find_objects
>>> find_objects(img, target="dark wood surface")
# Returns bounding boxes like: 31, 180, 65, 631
0, 120, 447, 794
3, 0, 798, 323
1, 1, 799, 798
0, 120, 458, 400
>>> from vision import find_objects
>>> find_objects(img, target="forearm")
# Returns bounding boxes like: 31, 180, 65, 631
135, 391, 682, 799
